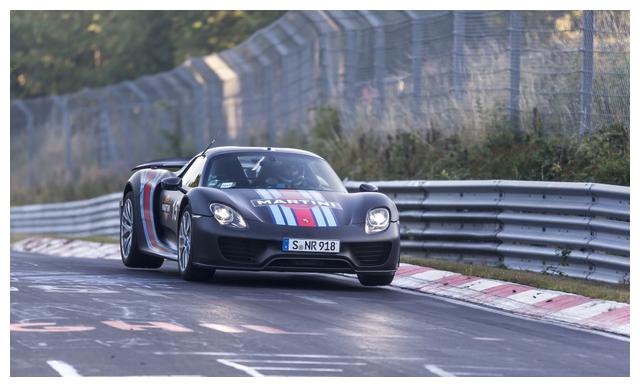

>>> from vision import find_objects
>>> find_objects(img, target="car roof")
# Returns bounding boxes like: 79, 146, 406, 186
203, 146, 323, 160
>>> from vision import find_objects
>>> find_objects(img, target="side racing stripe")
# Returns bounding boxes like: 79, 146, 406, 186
139, 171, 176, 255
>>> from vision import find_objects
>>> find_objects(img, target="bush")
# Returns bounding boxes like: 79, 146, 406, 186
293, 107, 629, 186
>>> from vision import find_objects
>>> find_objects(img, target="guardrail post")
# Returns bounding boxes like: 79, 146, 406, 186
452, 11, 465, 101
509, 11, 522, 133
580, 10, 594, 135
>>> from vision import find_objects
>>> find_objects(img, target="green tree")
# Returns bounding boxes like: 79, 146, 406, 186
10, 11, 283, 99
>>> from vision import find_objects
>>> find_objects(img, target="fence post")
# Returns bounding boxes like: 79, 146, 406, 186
330, 11, 358, 115
509, 11, 522, 133
279, 18, 307, 130
98, 93, 116, 169
408, 12, 424, 125
14, 101, 34, 189
52, 96, 72, 173
359, 11, 386, 122
452, 11, 465, 101
124, 81, 150, 141
176, 67, 207, 148
580, 10, 594, 135
264, 28, 291, 134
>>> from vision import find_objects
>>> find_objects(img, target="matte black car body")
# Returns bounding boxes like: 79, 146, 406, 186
119, 146, 400, 284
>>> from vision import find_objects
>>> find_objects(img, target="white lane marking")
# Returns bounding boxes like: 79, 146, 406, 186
154, 351, 424, 361
425, 364, 455, 377
473, 337, 504, 341
228, 359, 366, 365
200, 323, 244, 333
252, 367, 343, 372
47, 360, 81, 377
217, 359, 264, 377
453, 371, 504, 376
295, 295, 337, 304
10, 287, 18, 292
130, 375, 202, 377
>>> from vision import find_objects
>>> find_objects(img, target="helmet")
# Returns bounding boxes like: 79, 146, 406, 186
275, 160, 304, 185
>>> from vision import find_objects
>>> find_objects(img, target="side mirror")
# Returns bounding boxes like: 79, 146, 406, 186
161, 176, 186, 193
359, 183, 379, 193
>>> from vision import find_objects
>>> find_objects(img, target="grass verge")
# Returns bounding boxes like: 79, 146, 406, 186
402, 256, 629, 304
10, 233, 118, 245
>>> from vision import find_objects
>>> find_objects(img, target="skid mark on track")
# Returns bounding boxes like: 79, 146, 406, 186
102, 320, 193, 332
11, 322, 95, 333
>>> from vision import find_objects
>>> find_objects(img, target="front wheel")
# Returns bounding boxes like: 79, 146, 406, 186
178, 205, 215, 282
357, 273, 395, 286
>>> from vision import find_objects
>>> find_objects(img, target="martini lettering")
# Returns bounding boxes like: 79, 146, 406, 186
251, 198, 341, 209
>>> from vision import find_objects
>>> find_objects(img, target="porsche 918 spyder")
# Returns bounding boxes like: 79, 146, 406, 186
119, 146, 400, 286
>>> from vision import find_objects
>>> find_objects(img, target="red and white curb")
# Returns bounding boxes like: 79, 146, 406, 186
12, 237, 629, 337
378, 265, 630, 336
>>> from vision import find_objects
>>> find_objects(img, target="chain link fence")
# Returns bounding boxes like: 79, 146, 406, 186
10, 10, 629, 195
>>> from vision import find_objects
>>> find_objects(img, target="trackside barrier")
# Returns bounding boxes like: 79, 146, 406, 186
344, 180, 629, 284
10, 180, 629, 283
10, 192, 121, 237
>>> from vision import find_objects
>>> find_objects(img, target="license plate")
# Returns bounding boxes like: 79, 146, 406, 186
282, 238, 340, 253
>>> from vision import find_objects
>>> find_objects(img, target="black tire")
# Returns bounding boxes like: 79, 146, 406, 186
120, 191, 164, 269
178, 204, 215, 282
357, 273, 395, 286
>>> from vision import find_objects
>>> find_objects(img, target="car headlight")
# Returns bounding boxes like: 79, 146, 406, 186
365, 207, 390, 234
210, 203, 247, 229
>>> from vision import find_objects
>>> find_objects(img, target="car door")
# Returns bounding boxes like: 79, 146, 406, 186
158, 156, 207, 247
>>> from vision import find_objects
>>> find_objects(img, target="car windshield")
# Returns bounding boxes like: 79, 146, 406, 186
203, 152, 347, 192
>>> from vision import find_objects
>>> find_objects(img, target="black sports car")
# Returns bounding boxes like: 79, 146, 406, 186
119, 146, 400, 286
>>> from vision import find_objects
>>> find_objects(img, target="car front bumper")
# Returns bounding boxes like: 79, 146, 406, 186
190, 215, 400, 274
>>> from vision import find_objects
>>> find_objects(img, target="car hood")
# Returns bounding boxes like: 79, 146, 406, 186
188, 187, 398, 226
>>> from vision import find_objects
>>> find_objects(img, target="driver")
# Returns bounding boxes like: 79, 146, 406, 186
265, 159, 305, 188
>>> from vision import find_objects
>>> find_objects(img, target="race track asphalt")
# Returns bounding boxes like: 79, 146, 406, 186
10, 250, 630, 377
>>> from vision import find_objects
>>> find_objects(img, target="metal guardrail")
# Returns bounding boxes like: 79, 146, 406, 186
344, 180, 630, 284
10, 192, 121, 237
10, 180, 630, 284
